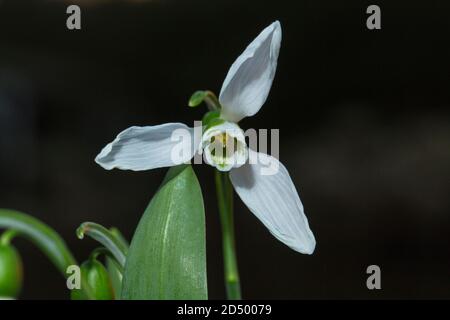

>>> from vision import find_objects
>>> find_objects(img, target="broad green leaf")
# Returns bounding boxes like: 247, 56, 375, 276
121, 165, 207, 300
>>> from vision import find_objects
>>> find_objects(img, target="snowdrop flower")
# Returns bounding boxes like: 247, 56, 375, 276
95, 21, 316, 254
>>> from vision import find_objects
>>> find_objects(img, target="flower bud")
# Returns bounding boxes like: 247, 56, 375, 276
0, 244, 23, 298
70, 258, 114, 300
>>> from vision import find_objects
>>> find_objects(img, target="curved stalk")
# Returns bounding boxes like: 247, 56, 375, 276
107, 227, 128, 297
215, 171, 242, 300
89, 247, 124, 274
109, 227, 129, 249
0, 209, 77, 275
0, 210, 104, 300
0, 229, 18, 246
188, 90, 221, 111
203, 91, 221, 111
77, 222, 127, 268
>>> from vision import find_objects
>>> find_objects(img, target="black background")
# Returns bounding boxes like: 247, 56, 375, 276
0, 0, 449, 299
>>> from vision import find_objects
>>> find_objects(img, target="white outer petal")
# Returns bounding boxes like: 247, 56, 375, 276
219, 21, 282, 123
95, 123, 198, 171
229, 150, 316, 254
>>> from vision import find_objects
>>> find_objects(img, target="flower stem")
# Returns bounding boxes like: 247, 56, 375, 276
0, 209, 77, 275
215, 170, 242, 300
0, 229, 18, 246
204, 91, 221, 111
77, 222, 128, 268
89, 247, 124, 274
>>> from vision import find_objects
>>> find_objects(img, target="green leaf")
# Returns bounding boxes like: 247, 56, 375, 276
121, 165, 207, 300
77, 222, 128, 268
0, 209, 76, 276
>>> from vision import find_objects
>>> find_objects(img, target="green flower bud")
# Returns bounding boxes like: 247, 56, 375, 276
71, 258, 114, 300
0, 244, 23, 298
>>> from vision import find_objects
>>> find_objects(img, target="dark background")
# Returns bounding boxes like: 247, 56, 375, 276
1, 0, 449, 299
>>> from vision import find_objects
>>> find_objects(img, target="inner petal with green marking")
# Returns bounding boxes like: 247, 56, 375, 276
201, 121, 248, 172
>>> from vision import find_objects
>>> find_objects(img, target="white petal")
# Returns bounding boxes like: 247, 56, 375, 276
229, 150, 316, 254
219, 21, 282, 123
95, 123, 199, 171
